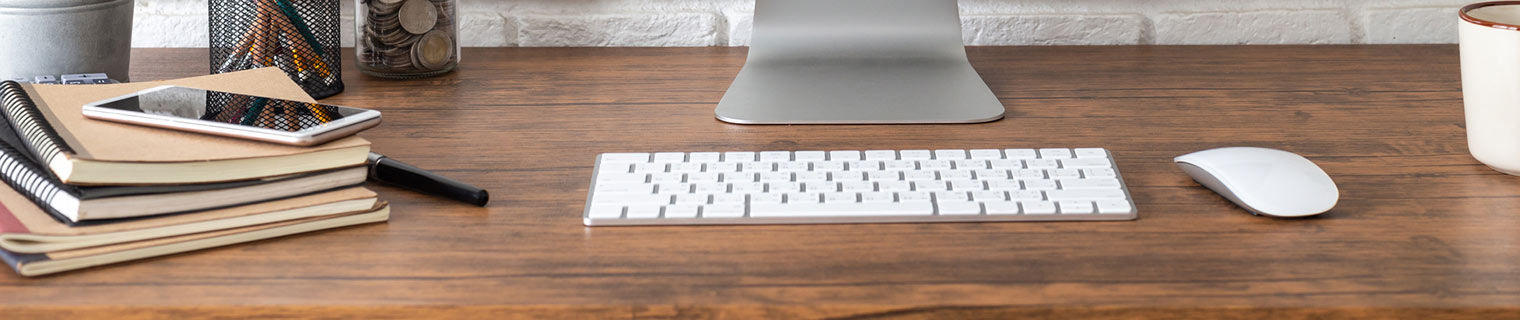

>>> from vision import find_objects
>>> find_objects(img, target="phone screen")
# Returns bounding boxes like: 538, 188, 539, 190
92, 87, 366, 132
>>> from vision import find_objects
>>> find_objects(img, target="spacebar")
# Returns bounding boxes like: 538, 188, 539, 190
750, 202, 934, 218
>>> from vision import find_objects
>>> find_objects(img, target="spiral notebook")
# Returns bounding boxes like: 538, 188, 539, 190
0, 68, 370, 185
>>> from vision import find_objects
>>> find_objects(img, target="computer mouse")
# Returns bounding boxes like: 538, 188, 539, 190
1174, 147, 1338, 218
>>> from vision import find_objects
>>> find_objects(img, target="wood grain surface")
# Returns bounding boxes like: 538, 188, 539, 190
2, 46, 1516, 319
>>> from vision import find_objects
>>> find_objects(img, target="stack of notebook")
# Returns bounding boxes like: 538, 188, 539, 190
0, 68, 389, 276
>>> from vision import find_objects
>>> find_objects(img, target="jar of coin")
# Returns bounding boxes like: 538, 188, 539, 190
355, 0, 458, 78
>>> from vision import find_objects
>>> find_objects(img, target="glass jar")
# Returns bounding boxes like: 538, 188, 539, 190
355, 0, 459, 78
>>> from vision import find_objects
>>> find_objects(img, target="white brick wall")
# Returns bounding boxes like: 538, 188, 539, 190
133, 0, 1473, 47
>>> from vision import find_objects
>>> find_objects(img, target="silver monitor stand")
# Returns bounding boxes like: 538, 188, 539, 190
715, 0, 1005, 124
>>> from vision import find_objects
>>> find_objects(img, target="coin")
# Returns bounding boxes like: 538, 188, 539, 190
378, 0, 403, 4
398, 0, 438, 35
413, 30, 454, 70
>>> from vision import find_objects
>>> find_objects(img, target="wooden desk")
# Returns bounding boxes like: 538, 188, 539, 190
4, 46, 1517, 319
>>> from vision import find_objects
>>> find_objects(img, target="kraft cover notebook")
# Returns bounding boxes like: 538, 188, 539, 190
1, 205, 390, 277
0, 68, 370, 185
0, 136, 367, 223
0, 186, 379, 253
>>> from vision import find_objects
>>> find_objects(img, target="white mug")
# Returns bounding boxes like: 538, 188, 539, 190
1461, 2, 1520, 175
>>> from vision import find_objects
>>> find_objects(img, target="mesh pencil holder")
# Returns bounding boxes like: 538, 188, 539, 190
209, 0, 344, 99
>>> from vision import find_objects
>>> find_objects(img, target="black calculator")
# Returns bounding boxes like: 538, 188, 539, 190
8, 73, 120, 85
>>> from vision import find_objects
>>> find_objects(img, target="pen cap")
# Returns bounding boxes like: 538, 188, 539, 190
209, 0, 344, 99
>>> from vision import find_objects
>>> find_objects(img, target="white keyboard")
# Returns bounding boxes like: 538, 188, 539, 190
583, 148, 1137, 226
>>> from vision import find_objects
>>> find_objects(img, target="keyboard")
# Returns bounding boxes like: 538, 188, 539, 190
583, 148, 1137, 226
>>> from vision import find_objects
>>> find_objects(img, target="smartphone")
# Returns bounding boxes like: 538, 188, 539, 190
83, 86, 381, 146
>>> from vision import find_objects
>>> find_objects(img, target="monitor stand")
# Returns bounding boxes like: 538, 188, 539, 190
715, 0, 1005, 124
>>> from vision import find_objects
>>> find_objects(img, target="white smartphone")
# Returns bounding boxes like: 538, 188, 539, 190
83, 85, 381, 146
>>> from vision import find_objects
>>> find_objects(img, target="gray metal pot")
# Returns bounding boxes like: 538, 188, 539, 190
0, 0, 133, 81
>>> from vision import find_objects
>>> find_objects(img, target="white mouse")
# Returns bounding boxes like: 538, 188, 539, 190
1174, 147, 1338, 218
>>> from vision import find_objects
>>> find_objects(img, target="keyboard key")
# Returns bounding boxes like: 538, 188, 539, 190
1074, 148, 1108, 158
1021, 201, 1057, 214
865, 150, 897, 160
840, 181, 875, 192
861, 192, 895, 203
805, 182, 838, 192
1039, 148, 1073, 159
724, 152, 756, 162
760, 151, 792, 161
939, 170, 972, 180
900, 150, 932, 160
949, 180, 984, 191
830, 150, 862, 161
704, 204, 747, 218
655, 184, 691, 194
796, 172, 829, 182
1058, 201, 1095, 214
665, 205, 700, 218
984, 201, 1020, 214
601, 153, 650, 163
722, 172, 755, 182
1083, 168, 1117, 178
597, 173, 647, 183
914, 181, 949, 191
752, 193, 784, 204
732, 182, 765, 193
877, 181, 912, 191
1027, 159, 1059, 169
987, 180, 1021, 191
593, 194, 671, 205
626, 205, 662, 218
938, 201, 981, 215
969, 149, 1003, 159
974, 169, 1008, 179
990, 159, 1023, 169
599, 163, 632, 173
1045, 189, 1127, 201
1005, 149, 1038, 159
956, 160, 988, 170
884, 160, 917, 170
823, 192, 857, 203
786, 193, 819, 203
587, 204, 624, 218
813, 161, 845, 171
934, 149, 967, 160
1022, 179, 1057, 190
595, 183, 654, 194
1009, 190, 1044, 200
687, 173, 721, 183
904, 171, 937, 181
1048, 169, 1082, 179
1059, 178, 1122, 190
1061, 158, 1112, 168
653, 152, 687, 163
794, 151, 827, 161
692, 183, 727, 193
897, 191, 932, 203
935, 191, 970, 201
712, 194, 746, 204
1097, 200, 1134, 214
920, 160, 952, 170
751, 202, 933, 217
971, 191, 1006, 201
770, 182, 802, 193
1013, 169, 1046, 179
833, 171, 865, 181
688, 152, 721, 162
650, 173, 684, 183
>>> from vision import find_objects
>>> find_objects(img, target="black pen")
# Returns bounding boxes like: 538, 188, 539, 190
366, 152, 489, 206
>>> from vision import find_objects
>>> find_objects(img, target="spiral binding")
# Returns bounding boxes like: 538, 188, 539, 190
0, 139, 72, 223
0, 81, 76, 167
